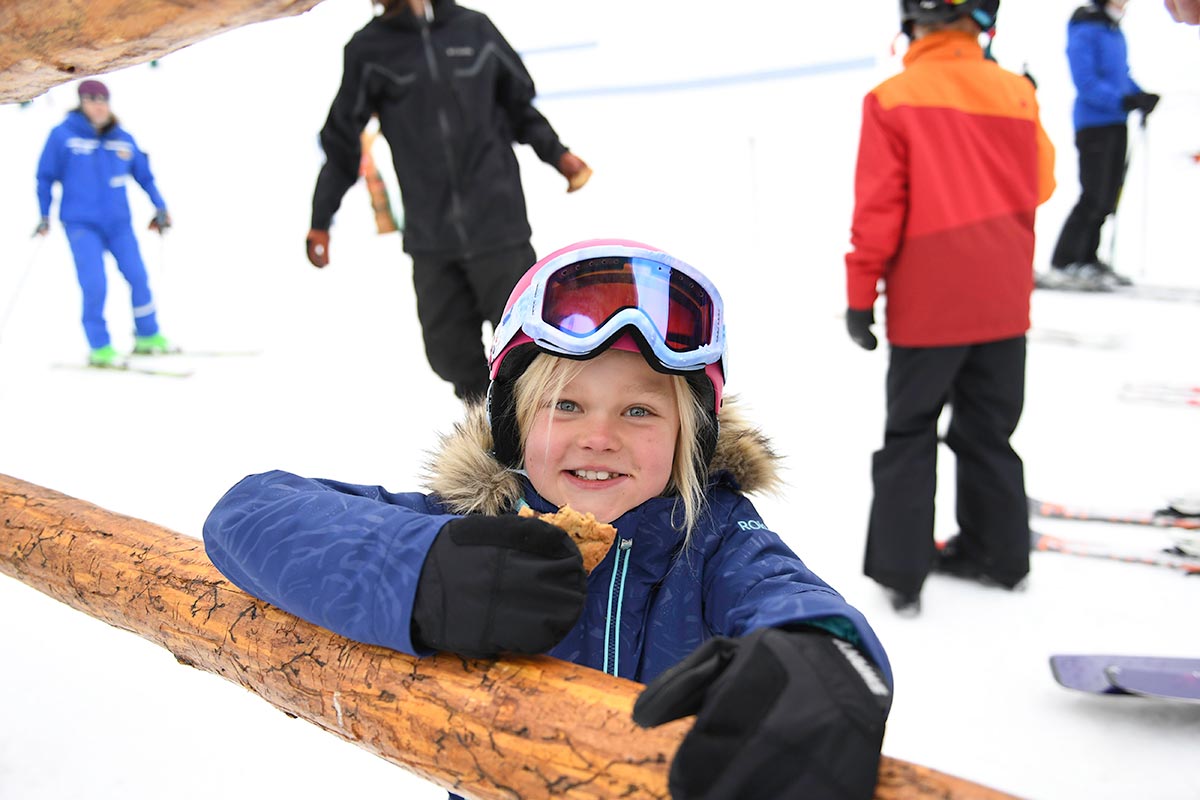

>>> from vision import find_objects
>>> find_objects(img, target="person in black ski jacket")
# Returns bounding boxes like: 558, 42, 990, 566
306, 0, 591, 401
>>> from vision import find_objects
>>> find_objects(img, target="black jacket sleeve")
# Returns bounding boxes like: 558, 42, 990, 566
311, 43, 375, 230
484, 17, 568, 167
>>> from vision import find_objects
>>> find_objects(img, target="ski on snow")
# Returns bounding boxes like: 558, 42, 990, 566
53, 361, 194, 378
1028, 497, 1200, 530
1031, 531, 1200, 575
52, 348, 259, 377
1034, 277, 1200, 304
129, 348, 262, 358
1118, 382, 1200, 409
1105, 665, 1200, 703
1050, 654, 1200, 702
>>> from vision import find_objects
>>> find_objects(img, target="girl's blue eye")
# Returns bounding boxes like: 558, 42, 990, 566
627, 406, 650, 417
555, 400, 578, 412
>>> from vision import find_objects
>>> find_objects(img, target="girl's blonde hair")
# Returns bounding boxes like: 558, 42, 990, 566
512, 352, 711, 539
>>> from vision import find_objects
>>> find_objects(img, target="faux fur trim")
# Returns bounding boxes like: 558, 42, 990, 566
421, 395, 783, 516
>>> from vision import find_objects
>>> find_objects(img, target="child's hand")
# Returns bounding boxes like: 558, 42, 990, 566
632, 627, 891, 799
411, 514, 587, 658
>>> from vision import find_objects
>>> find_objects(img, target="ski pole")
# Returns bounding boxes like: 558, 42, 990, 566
0, 235, 46, 346
1139, 112, 1150, 279
1107, 117, 1139, 272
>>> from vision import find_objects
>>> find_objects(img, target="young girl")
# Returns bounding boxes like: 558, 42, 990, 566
203, 239, 892, 799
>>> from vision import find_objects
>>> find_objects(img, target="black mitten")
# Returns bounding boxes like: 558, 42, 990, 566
411, 514, 587, 658
633, 628, 891, 800
846, 307, 879, 351
1121, 92, 1160, 116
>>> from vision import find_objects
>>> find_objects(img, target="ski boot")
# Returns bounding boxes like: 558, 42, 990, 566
1092, 260, 1134, 287
933, 535, 1028, 591
883, 587, 921, 618
133, 332, 174, 355
88, 344, 122, 368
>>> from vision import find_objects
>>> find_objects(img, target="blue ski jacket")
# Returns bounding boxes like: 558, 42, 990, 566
36, 110, 167, 225
202, 399, 892, 688
1067, 5, 1142, 131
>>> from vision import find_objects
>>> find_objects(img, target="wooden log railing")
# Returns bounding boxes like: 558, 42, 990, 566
0, 474, 1018, 799
0, 0, 327, 104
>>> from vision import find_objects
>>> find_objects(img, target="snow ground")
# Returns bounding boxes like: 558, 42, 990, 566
1, 1, 1199, 798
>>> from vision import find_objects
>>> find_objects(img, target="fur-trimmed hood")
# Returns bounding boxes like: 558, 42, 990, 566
421, 395, 783, 516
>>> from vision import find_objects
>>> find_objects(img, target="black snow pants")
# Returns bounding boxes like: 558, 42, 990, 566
1050, 123, 1128, 268
412, 242, 537, 401
864, 336, 1031, 596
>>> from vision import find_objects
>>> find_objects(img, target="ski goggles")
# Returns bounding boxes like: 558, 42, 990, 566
489, 244, 726, 381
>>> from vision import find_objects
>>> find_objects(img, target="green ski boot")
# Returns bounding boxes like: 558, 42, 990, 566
133, 332, 174, 355
89, 344, 122, 367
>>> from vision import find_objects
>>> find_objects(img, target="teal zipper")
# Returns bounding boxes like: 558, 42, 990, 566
602, 538, 633, 676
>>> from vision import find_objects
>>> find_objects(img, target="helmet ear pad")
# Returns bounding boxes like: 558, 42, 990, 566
487, 344, 540, 469
685, 372, 720, 477
487, 343, 721, 475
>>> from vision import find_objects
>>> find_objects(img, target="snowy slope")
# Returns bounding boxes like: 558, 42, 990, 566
1, 1, 1199, 798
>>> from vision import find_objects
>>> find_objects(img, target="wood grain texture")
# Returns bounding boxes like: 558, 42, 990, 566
0, 473, 1018, 799
0, 0, 326, 103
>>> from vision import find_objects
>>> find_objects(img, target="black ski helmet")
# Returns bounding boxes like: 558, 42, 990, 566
900, 0, 999, 37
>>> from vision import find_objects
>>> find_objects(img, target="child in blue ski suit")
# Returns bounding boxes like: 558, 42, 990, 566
203, 239, 892, 799
35, 79, 173, 365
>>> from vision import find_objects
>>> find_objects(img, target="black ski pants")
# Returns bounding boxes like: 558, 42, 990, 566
1050, 123, 1128, 268
864, 336, 1030, 596
412, 242, 537, 402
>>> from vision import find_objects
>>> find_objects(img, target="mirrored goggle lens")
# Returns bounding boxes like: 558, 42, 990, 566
540, 257, 715, 352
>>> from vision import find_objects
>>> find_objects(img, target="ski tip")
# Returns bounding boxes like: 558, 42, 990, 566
1049, 655, 1130, 695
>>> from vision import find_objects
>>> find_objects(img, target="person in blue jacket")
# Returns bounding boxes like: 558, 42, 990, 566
1046, 0, 1159, 291
35, 79, 173, 366
204, 239, 893, 799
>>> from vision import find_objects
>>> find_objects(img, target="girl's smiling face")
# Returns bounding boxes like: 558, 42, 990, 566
523, 349, 680, 524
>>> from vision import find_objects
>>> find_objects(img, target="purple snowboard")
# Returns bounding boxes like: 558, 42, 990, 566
1105, 665, 1200, 703
1050, 654, 1200, 695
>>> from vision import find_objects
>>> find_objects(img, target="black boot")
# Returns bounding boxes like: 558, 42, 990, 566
934, 536, 1027, 590
884, 587, 921, 617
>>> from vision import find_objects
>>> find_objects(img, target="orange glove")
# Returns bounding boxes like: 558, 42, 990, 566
306, 229, 330, 268
557, 152, 592, 193
148, 210, 171, 234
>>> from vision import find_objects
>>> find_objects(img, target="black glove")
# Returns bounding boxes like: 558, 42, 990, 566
148, 209, 172, 233
1122, 92, 1160, 116
846, 307, 878, 351
633, 628, 891, 800
33, 217, 49, 237
411, 514, 587, 658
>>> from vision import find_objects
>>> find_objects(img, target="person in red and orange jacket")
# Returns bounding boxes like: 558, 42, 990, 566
844, 0, 1055, 616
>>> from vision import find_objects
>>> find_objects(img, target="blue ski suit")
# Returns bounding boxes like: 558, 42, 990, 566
202, 400, 892, 798
37, 110, 167, 349
1067, 5, 1143, 132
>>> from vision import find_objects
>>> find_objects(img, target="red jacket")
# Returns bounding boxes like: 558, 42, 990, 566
846, 31, 1055, 347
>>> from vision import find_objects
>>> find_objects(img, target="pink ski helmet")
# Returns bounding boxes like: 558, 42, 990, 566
487, 239, 727, 468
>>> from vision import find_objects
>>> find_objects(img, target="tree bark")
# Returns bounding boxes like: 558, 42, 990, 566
0, 473, 1016, 799
0, 0, 327, 104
